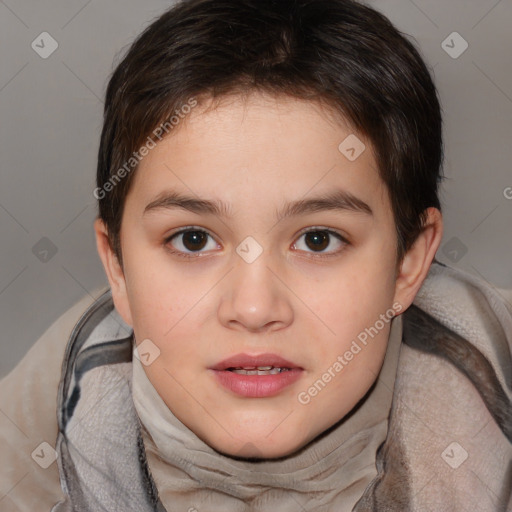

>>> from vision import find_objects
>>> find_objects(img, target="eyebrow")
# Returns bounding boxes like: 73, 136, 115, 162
143, 188, 373, 220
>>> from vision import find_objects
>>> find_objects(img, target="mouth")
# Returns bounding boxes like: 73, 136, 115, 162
210, 353, 302, 371
209, 353, 304, 398
226, 366, 292, 375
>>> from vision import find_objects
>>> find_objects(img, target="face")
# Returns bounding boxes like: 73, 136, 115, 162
98, 92, 436, 459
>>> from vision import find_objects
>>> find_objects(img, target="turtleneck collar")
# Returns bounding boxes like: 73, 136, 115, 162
132, 315, 403, 511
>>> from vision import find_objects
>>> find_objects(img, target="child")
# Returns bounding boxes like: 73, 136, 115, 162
1, 0, 511, 510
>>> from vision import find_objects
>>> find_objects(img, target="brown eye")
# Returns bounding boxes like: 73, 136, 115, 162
181, 230, 208, 251
293, 228, 347, 256
166, 228, 218, 257
304, 231, 330, 251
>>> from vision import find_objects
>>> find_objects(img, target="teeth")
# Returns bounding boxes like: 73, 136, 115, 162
230, 367, 290, 375
232, 366, 273, 370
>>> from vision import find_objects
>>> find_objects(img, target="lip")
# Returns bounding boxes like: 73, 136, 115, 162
209, 353, 304, 398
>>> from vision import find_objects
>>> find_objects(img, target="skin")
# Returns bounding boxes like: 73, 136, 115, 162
95, 91, 443, 459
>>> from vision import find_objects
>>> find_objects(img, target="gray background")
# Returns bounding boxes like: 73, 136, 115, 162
1, 0, 511, 378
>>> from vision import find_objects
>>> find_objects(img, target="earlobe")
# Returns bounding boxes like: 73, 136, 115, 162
394, 207, 443, 311
93, 218, 133, 326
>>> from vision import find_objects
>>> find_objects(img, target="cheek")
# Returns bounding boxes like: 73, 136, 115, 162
311, 257, 396, 353
304, 271, 394, 406
121, 236, 191, 327
122, 252, 213, 375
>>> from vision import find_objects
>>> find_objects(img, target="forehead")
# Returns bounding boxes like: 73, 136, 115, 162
127, 92, 389, 217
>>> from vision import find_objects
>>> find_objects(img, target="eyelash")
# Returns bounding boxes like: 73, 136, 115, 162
163, 226, 349, 260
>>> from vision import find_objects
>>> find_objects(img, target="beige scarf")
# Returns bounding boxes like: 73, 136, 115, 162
132, 315, 403, 512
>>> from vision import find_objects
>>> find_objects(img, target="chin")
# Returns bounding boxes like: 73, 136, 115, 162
210, 432, 305, 460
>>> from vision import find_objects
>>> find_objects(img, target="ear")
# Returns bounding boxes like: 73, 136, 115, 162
393, 207, 443, 311
94, 218, 133, 326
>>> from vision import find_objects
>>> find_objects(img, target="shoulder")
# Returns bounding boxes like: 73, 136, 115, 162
0, 289, 108, 511
390, 262, 512, 510
407, 261, 512, 416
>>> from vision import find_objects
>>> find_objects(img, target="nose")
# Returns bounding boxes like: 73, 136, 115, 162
217, 250, 294, 333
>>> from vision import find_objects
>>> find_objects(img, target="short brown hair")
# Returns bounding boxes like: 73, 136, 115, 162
96, 0, 443, 262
